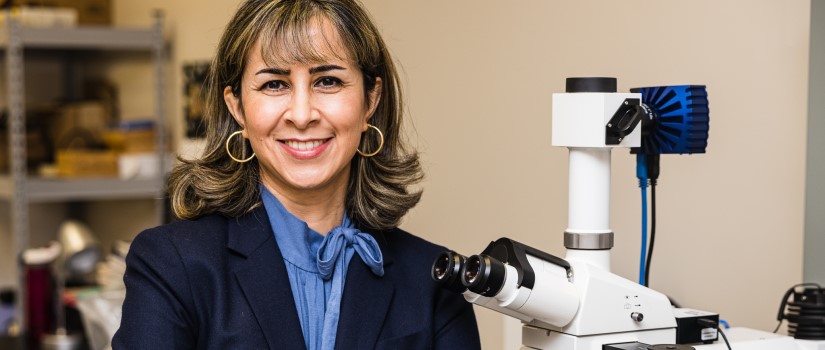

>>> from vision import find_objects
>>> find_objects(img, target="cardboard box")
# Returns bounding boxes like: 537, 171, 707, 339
0, 6, 78, 27
12, 0, 110, 25
103, 129, 156, 153
56, 149, 118, 178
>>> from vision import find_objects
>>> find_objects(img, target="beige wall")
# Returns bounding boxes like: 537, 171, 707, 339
370, 0, 810, 347
5, 0, 806, 348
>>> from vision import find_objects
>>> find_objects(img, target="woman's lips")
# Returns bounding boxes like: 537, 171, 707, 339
279, 138, 332, 159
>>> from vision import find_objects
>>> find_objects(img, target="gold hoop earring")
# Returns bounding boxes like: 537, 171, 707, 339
226, 130, 256, 163
357, 124, 384, 158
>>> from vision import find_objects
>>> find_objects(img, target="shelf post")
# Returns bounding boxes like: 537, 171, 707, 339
153, 10, 166, 225
5, 16, 29, 331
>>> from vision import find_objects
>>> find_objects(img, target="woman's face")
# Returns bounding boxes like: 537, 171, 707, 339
224, 20, 381, 199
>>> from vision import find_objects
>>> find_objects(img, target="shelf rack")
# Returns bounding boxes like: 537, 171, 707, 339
0, 13, 166, 328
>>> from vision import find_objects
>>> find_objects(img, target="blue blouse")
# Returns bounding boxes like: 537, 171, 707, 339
261, 186, 383, 350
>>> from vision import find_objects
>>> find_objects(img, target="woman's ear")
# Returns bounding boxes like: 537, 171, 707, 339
364, 77, 383, 125
224, 85, 246, 134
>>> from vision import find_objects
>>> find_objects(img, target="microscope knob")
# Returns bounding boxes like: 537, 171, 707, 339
630, 312, 644, 322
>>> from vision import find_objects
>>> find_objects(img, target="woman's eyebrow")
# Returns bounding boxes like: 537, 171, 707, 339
309, 64, 346, 74
256, 67, 290, 75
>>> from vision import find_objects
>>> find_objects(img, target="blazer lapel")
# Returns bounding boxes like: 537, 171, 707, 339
228, 207, 307, 350
334, 229, 396, 349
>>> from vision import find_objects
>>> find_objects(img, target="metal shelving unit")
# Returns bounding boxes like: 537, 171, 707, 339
0, 13, 165, 327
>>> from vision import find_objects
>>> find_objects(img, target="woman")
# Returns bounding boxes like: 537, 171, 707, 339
112, 0, 480, 349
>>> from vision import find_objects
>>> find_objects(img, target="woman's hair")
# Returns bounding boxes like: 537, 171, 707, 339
168, 0, 423, 230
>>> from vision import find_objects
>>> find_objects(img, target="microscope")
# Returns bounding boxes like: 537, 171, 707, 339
432, 78, 825, 350
432, 78, 822, 349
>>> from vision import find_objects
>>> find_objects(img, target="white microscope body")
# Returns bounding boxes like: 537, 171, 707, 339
518, 86, 677, 349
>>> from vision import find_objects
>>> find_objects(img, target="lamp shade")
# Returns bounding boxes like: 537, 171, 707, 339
56, 220, 101, 276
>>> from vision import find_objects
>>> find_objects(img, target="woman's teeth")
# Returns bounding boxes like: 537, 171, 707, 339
286, 140, 324, 150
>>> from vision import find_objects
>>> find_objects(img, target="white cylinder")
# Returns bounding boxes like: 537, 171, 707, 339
492, 255, 579, 327
464, 288, 535, 323
566, 147, 612, 271
567, 147, 611, 233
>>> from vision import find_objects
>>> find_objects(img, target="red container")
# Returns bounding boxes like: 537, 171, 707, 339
25, 264, 55, 346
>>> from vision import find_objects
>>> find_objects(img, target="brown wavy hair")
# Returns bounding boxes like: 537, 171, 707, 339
168, 0, 422, 230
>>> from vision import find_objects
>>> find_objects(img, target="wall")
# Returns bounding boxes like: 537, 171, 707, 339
90, 0, 815, 348
805, 0, 825, 284
369, 0, 810, 347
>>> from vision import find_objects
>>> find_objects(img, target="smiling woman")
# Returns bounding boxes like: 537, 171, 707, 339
169, 0, 418, 230
112, 0, 480, 349
222, 29, 382, 234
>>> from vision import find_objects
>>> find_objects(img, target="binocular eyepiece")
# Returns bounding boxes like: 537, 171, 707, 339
431, 251, 506, 297
430, 239, 580, 328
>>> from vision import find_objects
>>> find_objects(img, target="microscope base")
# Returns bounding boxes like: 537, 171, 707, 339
521, 325, 674, 350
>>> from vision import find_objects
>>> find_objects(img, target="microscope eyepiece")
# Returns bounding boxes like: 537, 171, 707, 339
464, 258, 481, 284
431, 251, 469, 294
463, 254, 506, 297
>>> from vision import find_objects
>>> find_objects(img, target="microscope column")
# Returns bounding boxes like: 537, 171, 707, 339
564, 147, 613, 271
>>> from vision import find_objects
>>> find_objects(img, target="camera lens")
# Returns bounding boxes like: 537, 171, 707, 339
462, 254, 506, 297
431, 251, 468, 294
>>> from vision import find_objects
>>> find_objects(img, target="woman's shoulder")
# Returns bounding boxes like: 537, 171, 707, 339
381, 227, 439, 247
139, 213, 227, 238
131, 213, 232, 254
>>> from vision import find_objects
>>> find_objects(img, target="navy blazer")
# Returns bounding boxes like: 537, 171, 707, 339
112, 207, 480, 349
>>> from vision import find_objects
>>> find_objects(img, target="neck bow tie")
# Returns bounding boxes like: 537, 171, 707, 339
317, 226, 384, 280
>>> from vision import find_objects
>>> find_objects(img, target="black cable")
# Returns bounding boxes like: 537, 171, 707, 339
718, 327, 732, 350
773, 320, 782, 333
644, 182, 656, 287
644, 154, 659, 287
698, 319, 732, 350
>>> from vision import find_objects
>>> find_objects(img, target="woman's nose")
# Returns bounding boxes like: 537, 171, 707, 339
285, 89, 319, 129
